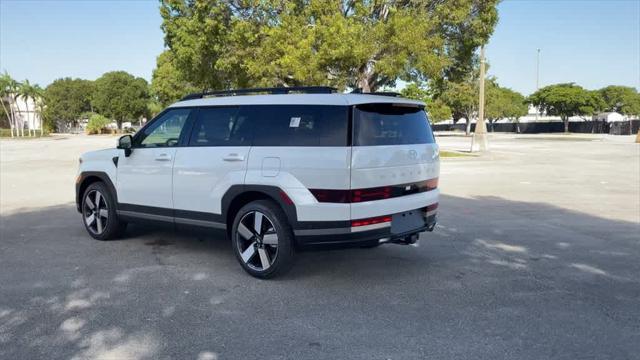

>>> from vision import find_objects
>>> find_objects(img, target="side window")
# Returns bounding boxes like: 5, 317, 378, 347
137, 109, 191, 148
243, 105, 348, 146
188, 107, 250, 146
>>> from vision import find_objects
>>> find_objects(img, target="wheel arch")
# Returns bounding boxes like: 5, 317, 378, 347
76, 171, 117, 212
222, 185, 297, 237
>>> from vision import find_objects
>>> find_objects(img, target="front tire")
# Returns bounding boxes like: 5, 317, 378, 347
231, 200, 295, 279
81, 182, 126, 240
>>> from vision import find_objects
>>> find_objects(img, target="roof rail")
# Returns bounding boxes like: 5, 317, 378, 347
350, 88, 401, 97
180, 86, 338, 101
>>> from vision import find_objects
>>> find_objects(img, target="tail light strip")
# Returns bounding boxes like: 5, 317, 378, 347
310, 178, 438, 203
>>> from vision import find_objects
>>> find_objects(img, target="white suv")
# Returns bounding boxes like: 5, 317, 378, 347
76, 87, 440, 278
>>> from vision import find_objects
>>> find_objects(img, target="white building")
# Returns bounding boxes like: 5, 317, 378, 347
593, 112, 625, 122
8, 96, 43, 131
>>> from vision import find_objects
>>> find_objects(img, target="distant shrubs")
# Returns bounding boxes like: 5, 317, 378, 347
86, 114, 111, 134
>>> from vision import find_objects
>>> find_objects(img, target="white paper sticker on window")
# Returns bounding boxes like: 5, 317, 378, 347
289, 117, 301, 128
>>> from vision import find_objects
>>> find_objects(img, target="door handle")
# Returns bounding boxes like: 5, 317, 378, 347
155, 153, 172, 161
223, 153, 245, 162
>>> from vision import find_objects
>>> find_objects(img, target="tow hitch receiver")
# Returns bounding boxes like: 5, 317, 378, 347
388, 233, 419, 245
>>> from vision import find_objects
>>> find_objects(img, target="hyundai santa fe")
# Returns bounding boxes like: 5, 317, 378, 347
76, 87, 440, 278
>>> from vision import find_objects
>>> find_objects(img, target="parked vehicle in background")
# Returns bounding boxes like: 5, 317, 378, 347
75, 87, 440, 278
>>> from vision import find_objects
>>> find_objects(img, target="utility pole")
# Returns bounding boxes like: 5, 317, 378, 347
535, 48, 540, 122
471, 45, 488, 152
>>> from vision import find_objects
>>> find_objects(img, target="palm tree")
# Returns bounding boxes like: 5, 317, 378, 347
7, 77, 23, 136
19, 80, 37, 136
0, 72, 15, 137
33, 85, 46, 136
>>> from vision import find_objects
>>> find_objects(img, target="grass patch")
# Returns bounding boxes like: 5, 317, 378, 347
0, 128, 49, 138
440, 150, 472, 158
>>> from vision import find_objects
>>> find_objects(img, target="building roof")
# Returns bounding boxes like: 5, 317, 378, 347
170, 93, 424, 108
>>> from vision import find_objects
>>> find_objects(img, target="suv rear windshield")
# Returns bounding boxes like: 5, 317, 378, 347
353, 103, 435, 146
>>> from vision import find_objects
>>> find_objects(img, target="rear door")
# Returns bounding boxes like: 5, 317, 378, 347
350, 103, 439, 218
172, 106, 252, 221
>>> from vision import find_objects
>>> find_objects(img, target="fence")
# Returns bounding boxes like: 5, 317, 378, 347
432, 120, 640, 135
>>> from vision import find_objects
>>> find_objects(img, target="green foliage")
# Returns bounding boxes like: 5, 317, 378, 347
44, 78, 94, 129
598, 85, 640, 116
441, 81, 477, 121
485, 81, 528, 122
159, 0, 499, 92
528, 83, 604, 132
92, 71, 149, 129
86, 114, 111, 134
146, 100, 164, 119
400, 83, 451, 122
151, 51, 199, 106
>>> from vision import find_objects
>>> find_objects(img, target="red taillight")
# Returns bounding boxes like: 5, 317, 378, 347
310, 177, 438, 204
309, 189, 351, 203
426, 202, 439, 212
351, 215, 392, 227
426, 178, 438, 190
351, 186, 392, 202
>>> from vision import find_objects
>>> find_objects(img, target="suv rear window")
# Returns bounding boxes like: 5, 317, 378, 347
353, 103, 435, 146
241, 105, 348, 146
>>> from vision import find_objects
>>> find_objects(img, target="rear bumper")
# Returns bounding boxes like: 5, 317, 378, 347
294, 212, 437, 246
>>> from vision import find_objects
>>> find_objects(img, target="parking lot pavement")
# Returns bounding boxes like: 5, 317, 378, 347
1, 134, 639, 359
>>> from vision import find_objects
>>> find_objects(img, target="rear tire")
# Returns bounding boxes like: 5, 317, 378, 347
81, 182, 126, 240
231, 200, 295, 279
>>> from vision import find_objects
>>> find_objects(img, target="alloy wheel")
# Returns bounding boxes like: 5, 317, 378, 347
83, 189, 109, 235
235, 211, 279, 271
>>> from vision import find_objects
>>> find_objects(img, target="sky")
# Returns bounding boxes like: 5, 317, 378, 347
1, 0, 638, 96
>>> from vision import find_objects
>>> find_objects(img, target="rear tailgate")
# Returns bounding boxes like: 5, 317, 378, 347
350, 103, 439, 220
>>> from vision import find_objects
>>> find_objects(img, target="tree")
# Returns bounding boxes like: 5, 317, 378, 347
400, 83, 451, 123
0, 72, 17, 137
92, 71, 149, 129
159, 0, 499, 92
485, 81, 527, 132
440, 81, 477, 135
19, 80, 40, 136
528, 83, 602, 133
44, 78, 94, 131
151, 50, 199, 106
599, 85, 640, 116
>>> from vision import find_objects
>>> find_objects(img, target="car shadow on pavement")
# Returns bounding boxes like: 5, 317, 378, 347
1, 196, 639, 358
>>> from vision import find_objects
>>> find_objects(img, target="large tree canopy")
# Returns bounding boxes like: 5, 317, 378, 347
159, 0, 499, 92
528, 83, 604, 133
598, 85, 640, 116
151, 50, 199, 106
92, 71, 149, 129
485, 81, 527, 123
44, 78, 94, 129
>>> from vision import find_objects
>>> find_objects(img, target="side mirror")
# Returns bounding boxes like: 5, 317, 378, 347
117, 135, 133, 157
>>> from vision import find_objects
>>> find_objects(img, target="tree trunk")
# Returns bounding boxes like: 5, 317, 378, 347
563, 117, 569, 133
465, 118, 471, 135
1, 101, 13, 137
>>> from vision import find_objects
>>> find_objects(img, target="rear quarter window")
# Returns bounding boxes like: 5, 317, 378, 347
353, 103, 435, 146
241, 105, 349, 146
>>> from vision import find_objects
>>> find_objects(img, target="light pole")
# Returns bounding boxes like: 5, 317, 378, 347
471, 45, 488, 152
536, 48, 540, 91
535, 48, 540, 122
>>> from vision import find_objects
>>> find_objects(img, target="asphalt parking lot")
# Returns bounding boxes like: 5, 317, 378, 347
1, 133, 639, 359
